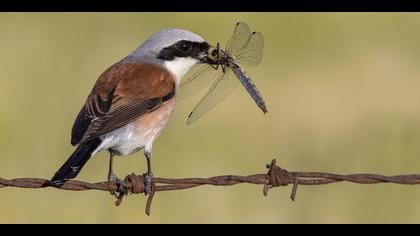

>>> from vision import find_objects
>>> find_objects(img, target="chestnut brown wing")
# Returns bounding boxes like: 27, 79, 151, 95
71, 63, 175, 145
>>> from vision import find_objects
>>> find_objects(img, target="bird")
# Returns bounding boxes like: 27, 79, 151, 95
51, 28, 214, 194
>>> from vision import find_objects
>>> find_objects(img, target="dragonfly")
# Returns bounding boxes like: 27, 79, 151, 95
179, 22, 268, 125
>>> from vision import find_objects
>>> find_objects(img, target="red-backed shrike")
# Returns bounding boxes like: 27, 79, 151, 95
51, 28, 212, 193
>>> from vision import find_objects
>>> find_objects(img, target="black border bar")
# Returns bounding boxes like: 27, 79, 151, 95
1, 0, 419, 12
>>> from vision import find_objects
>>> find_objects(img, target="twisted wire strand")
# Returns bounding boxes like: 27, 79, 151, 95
1, 159, 420, 215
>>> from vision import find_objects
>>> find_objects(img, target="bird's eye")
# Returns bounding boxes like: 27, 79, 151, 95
178, 42, 192, 52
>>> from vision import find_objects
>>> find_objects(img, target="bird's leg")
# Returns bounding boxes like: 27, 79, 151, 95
144, 145, 154, 195
107, 151, 125, 196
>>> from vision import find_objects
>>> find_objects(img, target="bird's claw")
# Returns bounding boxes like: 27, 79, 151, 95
143, 172, 153, 195
108, 173, 126, 197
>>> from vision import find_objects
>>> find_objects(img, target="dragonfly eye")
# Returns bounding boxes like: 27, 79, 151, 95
206, 47, 220, 62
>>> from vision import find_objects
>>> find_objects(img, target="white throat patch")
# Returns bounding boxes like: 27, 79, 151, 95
164, 57, 199, 84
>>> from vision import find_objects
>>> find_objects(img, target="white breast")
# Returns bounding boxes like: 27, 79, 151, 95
93, 98, 176, 156
164, 57, 199, 85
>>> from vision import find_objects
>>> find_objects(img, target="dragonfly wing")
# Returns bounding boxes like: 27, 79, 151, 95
178, 64, 220, 101
235, 31, 264, 68
225, 22, 252, 55
186, 69, 239, 125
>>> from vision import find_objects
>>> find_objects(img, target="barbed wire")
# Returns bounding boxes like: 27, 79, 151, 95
1, 159, 420, 215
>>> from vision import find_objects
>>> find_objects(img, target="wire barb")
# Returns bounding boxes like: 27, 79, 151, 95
1, 159, 420, 215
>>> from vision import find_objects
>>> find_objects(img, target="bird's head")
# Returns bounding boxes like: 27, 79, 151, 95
127, 28, 214, 82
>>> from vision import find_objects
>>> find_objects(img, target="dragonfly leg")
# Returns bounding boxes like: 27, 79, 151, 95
222, 64, 226, 73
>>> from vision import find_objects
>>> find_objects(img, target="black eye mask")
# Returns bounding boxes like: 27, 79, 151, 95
157, 40, 210, 61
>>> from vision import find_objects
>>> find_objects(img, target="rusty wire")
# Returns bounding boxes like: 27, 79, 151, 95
1, 159, 420, 215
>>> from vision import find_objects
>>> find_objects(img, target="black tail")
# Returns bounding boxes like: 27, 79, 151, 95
51, 138, 101, 184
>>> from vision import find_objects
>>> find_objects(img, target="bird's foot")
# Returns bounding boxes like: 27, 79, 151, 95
108, 173, 127, 197
143, 171, 154, 195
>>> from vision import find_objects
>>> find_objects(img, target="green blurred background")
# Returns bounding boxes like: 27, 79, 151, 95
1, 13, 420, 223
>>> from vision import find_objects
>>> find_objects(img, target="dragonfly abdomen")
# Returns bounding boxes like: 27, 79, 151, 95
231, 63, 268, 114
